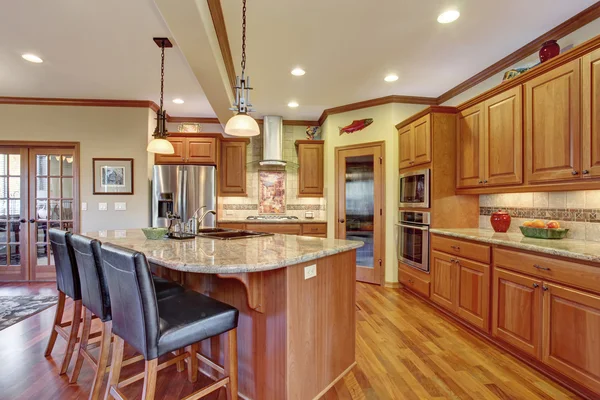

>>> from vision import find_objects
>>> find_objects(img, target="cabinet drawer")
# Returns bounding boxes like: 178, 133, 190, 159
431, 235, 491, 264
218, 223, 246, 230
245, 223, 302, 235
494, 248, 600, 294
399, 268, 430, 297
302, 224, 327, 235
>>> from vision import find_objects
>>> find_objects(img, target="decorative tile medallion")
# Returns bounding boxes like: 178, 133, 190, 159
259, 171, 286, 214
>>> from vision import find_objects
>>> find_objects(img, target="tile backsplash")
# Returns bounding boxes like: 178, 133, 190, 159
218, 125, 326, 220
479, 191, 600, 241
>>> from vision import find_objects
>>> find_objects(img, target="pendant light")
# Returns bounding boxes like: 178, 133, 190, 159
225, 0, 260, 137
147, 38, 175, 154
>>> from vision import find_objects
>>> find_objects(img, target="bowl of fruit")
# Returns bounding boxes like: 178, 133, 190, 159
519, 220, 568, 239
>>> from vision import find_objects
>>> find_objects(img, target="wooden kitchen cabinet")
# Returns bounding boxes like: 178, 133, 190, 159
582, 48, 600, 178
296, 140, 324, 197
492, 268, 542, 359
542, 283, 600, 393
245, 223, 302, 235
219, 139, 248, 196
525, 59, 581, 183
430, 251, 456, 312
456, 103, 485, 188
155, 136, 217, 165
398, 114, 431, 170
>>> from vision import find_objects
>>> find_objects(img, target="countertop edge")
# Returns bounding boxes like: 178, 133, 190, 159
430, 229, 600, 263
218, 220, 327, 224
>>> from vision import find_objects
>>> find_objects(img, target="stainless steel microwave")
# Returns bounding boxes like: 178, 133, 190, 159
399, 169, 430, 209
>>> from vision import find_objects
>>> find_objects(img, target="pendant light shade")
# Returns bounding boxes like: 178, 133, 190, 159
225, 113, 260, 137
147, 138, 175, 154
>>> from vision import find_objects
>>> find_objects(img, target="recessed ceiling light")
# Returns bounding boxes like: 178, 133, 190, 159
288, 101, 299, 108
22, 53, 43, 63
384, 74, 399, 82
291, 68, 305, 76
173, 98, 184, 104
437, 10, 460, 24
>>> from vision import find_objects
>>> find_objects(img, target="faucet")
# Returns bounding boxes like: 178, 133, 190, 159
198, 209, 217, 227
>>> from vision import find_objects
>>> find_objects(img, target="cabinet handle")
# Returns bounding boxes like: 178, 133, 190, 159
450, 245, 460, 251
532, 283, 539, 288
572, 170, 579, 175
533, 264, 551, 271
483, 180, 488, 184
543, 285, 549, 292
583, 170, 590, 175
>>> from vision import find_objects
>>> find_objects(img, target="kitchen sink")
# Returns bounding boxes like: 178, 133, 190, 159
196, 228, 232, 234
198, 230, 274, 240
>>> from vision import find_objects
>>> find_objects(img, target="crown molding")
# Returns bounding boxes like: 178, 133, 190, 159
0, 96, 158, 109
166, 116, 221, 124
395, 106, 458, 129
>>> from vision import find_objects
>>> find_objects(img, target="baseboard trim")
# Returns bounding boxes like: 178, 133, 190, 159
313, 361, 357, 400
384, 281, 400, 288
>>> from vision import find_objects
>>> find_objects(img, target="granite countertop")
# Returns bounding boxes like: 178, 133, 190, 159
86, 230, 362, 274
219, 219, 327, 224
430, 228, 600, 264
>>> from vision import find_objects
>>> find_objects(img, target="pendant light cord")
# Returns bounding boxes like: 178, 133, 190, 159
241, 0, 247, 76
160, 40, 165, 112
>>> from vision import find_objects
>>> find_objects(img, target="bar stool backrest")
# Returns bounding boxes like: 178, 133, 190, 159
49, 228, 81, 300
100, 242, 161, 359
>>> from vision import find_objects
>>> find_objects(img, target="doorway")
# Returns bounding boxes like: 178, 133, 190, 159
335, 142, 385, 285
0, 142, 79, 281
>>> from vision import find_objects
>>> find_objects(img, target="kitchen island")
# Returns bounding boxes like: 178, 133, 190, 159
87, 230, 363, 400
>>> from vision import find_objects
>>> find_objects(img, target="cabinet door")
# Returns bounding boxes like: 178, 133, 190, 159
484, 86, 523, 186
430, 251, 456, 312
186, 138, 217, 164
542, 283, 600, 393
219, 141, 247, 196
582, 49, 600, 178
492, 268, 542, 359
457, 103, 485, 188
525, 60, 581, 183
154, 137, 186, 164
398, 125, 413, 169
412, 114, 431, 166
298, 142, 324, 197
456, 258, 490, 331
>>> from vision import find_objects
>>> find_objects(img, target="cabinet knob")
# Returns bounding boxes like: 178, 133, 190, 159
543, 285, 549, 292
19, 218, 26, 223
450, 245, 460, 251
572, 170, 579, 175
583, 170, 590, 175
478, 180, 483, 184
338, 219, 345, 223
483, 180, 488, 184
533, 264, 551, 271
532, 283, 539, 288
29, 219, 36, 223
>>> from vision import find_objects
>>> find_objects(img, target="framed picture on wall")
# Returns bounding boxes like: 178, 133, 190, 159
92, 158, 134, 194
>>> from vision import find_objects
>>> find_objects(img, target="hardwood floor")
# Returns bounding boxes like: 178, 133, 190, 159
0, 282, 580, 399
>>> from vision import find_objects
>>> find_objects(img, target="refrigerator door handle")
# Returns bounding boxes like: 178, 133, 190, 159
181, 168, 188, 220
176, 167, 185, 219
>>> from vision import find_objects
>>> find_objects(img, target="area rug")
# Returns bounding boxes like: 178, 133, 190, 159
0, 295, 58, 331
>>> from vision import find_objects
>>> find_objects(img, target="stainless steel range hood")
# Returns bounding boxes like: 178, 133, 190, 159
260, 115, 286, 166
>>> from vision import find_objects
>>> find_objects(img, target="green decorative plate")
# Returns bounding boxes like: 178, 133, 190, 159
519, 226, 568, 239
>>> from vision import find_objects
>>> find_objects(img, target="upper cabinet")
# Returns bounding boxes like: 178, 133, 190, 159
219, 139, 248, 197
582, 48, 600, 178
155, 136, 217, 165
398, 114, 431, 170
457, 103, 485, 188
525, 60, 581, 183
296, 140, 324, 197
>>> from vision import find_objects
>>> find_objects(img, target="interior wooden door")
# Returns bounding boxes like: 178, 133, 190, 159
492, 268, 542, 359
456, 257, 490, 331
484, 86, 523, 186
412, 114, 431, 166
0, 148, 28, 281
457, 103, 485, 188
430, 250, 456, 312
582, 48, 600, 178
335, 143, 384, 285
29, 148, 79, 281
525, 59, 581, 183
398, 125, 413, 169
542, 282, 600, 393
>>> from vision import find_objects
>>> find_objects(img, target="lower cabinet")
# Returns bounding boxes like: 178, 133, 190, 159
245, 223, 302, 235
398, 263, 430, 297
217, 222, 326, 237
430, 251, 456, 311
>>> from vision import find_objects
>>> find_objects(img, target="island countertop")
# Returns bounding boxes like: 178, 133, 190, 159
85, 229, 363, 274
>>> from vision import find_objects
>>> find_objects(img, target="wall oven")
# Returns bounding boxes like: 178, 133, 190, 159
397, 211, 430, 273
399, 169, 430, 209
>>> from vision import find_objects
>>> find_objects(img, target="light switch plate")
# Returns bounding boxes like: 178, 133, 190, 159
99, 230, 108, 238
304, 264, 317, 280
81, 202, 88, 211
115, 230, 127, 238
98, 202, 108, 211
305, 211, 314, 219
114, 202, 127, 211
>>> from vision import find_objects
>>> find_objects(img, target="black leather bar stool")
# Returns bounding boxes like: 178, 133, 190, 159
46, 229, 83, 375
68, 234, 185, 400
101, 243, 239, 400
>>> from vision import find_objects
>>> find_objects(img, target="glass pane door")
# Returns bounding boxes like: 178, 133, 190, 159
0, 148, 28, 280
29, 148, 76, 281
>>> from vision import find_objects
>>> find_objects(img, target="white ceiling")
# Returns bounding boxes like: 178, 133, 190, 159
0, 0, 215, 117
221, 0, 598, 120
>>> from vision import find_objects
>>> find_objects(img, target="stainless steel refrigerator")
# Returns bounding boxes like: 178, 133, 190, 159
151, 165, 216, 229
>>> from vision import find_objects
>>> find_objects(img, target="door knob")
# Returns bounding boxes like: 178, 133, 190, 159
29, 219, 35, 223
338, 219, 345, 223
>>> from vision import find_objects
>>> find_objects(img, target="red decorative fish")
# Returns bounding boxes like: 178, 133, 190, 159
339, 118, 373, 135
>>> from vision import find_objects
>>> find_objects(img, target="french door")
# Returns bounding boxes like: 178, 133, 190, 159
0, 143, 79, 281
335, 142, 385, 285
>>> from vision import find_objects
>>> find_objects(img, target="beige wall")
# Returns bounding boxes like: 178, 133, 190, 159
0, 104, 153, 232
321, 103, 427, 284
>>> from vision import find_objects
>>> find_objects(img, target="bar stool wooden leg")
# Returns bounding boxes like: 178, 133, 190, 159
141, 359, 158, 400
44, 291, 66, 357
60, 299, 82, 375
89, 321, 112, 400
224, 328, 238, 400
104, 336, 125, 400
175, 349, 185, 372
69, 307, 93, 383
187, 343, 199, 383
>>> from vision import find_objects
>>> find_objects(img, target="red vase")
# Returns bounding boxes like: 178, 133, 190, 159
539, 40, 560, 63
490, 210, 511, 233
